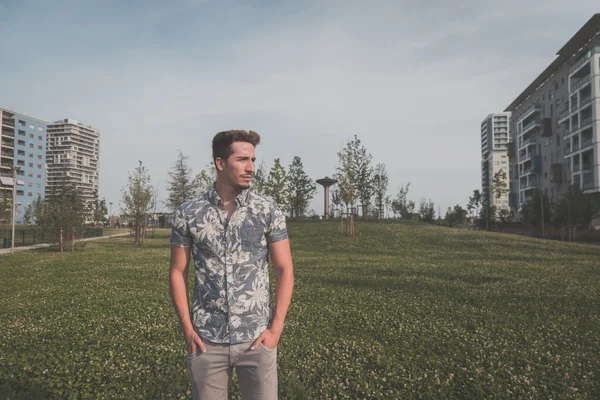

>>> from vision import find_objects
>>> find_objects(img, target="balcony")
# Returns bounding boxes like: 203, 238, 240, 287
570, 74, 592, 93
579, 116, 593, 130
583, 182, 599, 191
569, 47, 600, 75
521, 179, 539, 190
520, 151, 537, 163
522, 119, 541, 135
577, 95, 593, 111
1, 118, 15, 128
581, 138, 594, 150
520, 137, 536, 148
0, 162, 12, 169
558, 109, 570, 123
519, 103, 541, 122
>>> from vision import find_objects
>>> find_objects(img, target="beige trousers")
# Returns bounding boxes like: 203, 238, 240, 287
187, 340, 277, 400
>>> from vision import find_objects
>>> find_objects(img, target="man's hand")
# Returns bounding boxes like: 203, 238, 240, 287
185, 328, 206, 354
251, 327, 282, 350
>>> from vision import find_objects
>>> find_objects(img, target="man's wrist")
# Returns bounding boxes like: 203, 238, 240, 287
269, 320, 284, 334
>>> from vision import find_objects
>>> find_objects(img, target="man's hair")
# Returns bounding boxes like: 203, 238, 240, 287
212, 130, 261, 164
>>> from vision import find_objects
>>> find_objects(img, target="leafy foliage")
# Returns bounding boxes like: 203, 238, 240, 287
287, 156, 316, 218
264, 158, 290, 212
121, 161, 153, 245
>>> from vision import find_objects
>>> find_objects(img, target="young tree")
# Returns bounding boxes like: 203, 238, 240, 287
195, 162, 218, 195
330, 189, 342, 217
468, 190, 483, 220
521, 188, 551, 235
373, 163, 389, 219
89, 190, 107, 226
39, 177, 85, 252
418, 198, 436, 223
492, 169, 509, 201
0, 189, 11, 223
391, 183, 413, 219
166, 150, 199, 212
32, 195, 44, 225
121, 161, 154, 245
287, 156, 316, 218
352, 137, 374, 217
252, 160, 268, 196
264, 158, 290, 212
23, 203, 33, 225
334, 140, 358, 213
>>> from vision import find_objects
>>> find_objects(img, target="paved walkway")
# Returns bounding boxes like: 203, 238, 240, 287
0, 232, 132, 255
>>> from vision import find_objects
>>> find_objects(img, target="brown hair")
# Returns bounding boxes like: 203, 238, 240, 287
212, 130, 261, 164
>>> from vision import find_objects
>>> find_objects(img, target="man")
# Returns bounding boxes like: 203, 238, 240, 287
169, 130, 294, 399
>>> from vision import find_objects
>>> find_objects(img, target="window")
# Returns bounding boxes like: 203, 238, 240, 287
37, 174, 41, 179
38, 127, 42, 132
37, 145, 42, 150
37, 183, 41, 188
29, 154, 34, 158
29, 125, 34, 129
17, 150, 25, 156
28, 163, 33, 168
17, 171, 24, 176
18, 140, 25, 146
17, 160, 25, 166
18, 120, 25, 126
37, 164, 42, 169
27, 172, 33, 178
29, 134, 34, 139
38, 135, 42, 140
37, 155, 42, 160
28, 182, 32, 187
28, 192, 33, 197
29, 143, 34, 148
16, 202, 22, 206
18, 130, 26, 136
16, 190, 24, 196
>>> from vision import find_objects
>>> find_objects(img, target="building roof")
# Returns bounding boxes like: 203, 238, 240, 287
505, 13, 600, 112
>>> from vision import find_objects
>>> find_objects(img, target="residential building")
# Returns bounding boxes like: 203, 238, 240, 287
505, 14, 600, 215
45, 118, 101, 217
0, 109, 47, 224
481, 113, 511, 212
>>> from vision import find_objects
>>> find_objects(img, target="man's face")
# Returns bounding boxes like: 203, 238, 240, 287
218, 141, 256, 190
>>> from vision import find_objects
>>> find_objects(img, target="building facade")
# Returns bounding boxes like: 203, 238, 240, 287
0, 109, 47, 224
45, 118, 101, 212
481, 113, 511, 212
505, 14, 600, 215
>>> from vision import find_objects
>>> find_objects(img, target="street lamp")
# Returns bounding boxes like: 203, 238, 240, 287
11, 166, 21, 253
109, 201, 113, 237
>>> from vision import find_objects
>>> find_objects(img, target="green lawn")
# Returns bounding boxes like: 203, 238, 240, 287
1, 222, 599, 399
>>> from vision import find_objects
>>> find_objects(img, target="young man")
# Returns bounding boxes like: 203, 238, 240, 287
169, 130, 294, 399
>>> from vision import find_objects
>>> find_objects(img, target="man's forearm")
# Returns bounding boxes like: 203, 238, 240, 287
169, 270, 194, 335
270, 267, 294, 333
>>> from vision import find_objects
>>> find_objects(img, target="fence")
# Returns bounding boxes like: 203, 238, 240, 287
1, 227, 104, 248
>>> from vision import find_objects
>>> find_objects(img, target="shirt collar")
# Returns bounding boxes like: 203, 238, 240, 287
207, 185, 250, 207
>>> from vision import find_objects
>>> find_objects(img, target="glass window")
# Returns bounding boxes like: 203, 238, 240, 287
18, 120, 25, 126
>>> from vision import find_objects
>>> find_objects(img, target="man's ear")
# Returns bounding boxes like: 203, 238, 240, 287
215, 157, 226, 172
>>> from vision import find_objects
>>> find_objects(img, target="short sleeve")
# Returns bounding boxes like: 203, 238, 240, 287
170, 204, 191, 248
265, 202, 288, 244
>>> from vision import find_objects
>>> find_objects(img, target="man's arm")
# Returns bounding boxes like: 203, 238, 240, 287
251, 238, 294, 350
169, 245, 206, 354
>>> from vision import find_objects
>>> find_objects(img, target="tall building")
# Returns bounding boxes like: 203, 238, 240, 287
505, 14, 600, 215
481, 113, 511, 212
0, 109, 47, 224
46, 118, 101, 213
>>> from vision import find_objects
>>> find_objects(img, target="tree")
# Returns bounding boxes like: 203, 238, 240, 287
195, 163, 218, 195
492, 169, 509, 201
445, 205, 468, 227
521, 188, 551, 234
32, 195, 44, 225
252, 160, 268, 196
373, 163, 389, 219
552, 185, 599, 227
121, 161, 154, 245
497, 208, 512, 225
0, 190, 12, 223
391, 183, 414, 219
418, 198, 436, 223
468, 190, 483, 220
334, 140, 358, 213
23, 203, 33, 225
166, 150, 199, 212
38, 174, 86, 252
287, 156, 316, 218
330, 189, 342, 217
352, 137, 374, 217
89, 190, 107, 226
264, 158, 290, 212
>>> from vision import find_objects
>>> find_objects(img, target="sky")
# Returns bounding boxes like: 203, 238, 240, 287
1, 1, 598, 216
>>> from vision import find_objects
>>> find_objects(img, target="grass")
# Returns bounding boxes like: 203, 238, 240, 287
0, 221, 599, 399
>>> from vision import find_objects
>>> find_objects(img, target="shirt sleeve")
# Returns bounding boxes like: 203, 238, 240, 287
170, 204, 191, 248
265, 202, 288, 244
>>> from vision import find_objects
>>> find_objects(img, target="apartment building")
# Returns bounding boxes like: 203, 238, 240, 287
505, 14, 600, 215
45, 118, 101, 210
0, 109, 47, 224
481, 113, 511, 212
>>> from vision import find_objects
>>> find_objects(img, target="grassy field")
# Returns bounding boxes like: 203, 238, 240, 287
0, 221, 599, 399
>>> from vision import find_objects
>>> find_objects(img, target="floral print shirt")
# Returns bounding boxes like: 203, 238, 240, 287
170, 186, 288, 344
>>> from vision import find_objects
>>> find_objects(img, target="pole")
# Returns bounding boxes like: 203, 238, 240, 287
11, 167, 20, 253
540, 189, 545, 239
109, 202, 113, 237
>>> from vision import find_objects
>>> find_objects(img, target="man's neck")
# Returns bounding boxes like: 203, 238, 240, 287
215, 180, 241, 206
